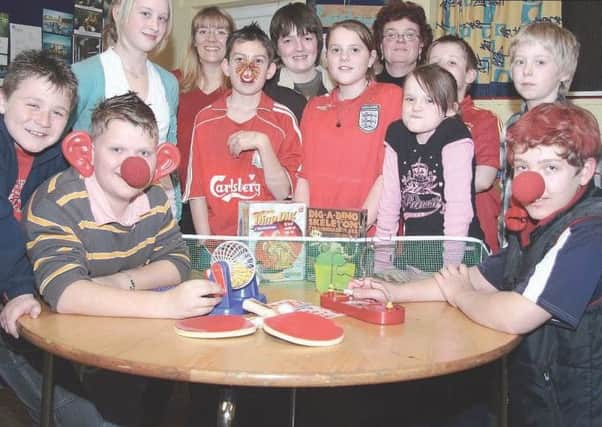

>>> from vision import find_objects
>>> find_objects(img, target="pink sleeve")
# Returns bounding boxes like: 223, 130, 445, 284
375, 144, 402, 238
442, 138, 474, 238
373, 143, 401, 272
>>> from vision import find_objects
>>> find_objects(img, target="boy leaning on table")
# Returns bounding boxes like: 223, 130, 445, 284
349, 102, 602, 427
23, 92, 223, 425
0, 49, 116, 427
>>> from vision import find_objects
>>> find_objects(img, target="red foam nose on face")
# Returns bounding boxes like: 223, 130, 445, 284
512, 171, 545, 206
120, 156, 151, 189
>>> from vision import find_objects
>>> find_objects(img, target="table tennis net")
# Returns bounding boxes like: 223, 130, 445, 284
183, 235, 488, 284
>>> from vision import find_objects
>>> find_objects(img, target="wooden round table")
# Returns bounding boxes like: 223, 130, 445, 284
18, 282, 520, 425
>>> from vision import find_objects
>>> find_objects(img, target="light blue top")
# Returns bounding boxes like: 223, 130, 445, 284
70, 54, 182, 219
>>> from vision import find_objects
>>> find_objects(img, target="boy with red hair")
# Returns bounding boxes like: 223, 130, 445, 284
350, 102, 602, 427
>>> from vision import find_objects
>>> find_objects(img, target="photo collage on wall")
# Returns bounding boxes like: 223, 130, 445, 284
73, 0, 104, 63
42, 9, 73, 64
0, 13, 8, 81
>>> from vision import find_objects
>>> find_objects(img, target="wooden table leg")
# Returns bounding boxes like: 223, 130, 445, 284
41, 351, 54, 427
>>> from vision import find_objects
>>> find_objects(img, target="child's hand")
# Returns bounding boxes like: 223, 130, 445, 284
433, 264, 472, 307
227, 131, 268, 158
165, 280, 223, 318
346, 278, 391, 302
0, 294, 41, 338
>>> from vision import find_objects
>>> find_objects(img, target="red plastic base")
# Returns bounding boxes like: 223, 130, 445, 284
320, 292, 405, 325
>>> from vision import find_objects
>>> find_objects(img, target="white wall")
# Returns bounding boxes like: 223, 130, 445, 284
153, 0, 292, 71
223, 2, 289, 33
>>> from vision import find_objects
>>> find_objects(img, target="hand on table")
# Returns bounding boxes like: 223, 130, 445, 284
0, 294, 41, 338
164, 280, 223, 318
434, 264, 472, 307
346, 278, 393, 303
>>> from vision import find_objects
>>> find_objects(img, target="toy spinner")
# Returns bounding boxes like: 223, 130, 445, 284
208, 241, 266, 315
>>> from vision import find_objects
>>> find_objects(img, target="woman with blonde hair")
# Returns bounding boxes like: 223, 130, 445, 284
72, 0, 181, 218
173, 6, 235, 233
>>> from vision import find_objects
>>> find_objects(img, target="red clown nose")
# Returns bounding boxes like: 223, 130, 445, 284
120, 156, 151, 189
512, 171, 545, 206
504, 171, 546, 232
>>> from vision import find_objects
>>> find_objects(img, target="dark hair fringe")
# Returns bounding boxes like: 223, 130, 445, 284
225, 22, 275, 62
3, 49, 78, 111
91, 92, 158, 140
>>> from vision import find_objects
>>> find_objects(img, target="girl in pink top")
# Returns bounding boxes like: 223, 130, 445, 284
375, 64, 483, 267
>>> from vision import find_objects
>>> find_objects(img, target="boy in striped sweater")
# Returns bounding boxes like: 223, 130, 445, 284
25, 92, 222, 318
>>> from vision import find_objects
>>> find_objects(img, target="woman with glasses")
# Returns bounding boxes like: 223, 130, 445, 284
372, 1, 433, 87
173, 6, 235, 233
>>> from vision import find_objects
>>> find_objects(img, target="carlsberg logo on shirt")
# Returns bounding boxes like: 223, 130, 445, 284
210, 175, 261, 202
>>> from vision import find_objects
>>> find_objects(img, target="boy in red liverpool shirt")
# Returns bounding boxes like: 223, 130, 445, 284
184, 23, 302, 236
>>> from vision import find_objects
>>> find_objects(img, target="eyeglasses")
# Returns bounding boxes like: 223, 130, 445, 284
383, 30, 419, 42
196, 27, 229, 41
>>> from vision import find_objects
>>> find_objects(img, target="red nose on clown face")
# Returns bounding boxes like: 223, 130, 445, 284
504, 170, 546, 232
120, 156, 151, 189
512, 171, 545, 206
236, 61, 260, 83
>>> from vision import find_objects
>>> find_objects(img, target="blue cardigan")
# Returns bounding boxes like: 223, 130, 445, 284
71, 54, 179, 143
0, 116, 68, 299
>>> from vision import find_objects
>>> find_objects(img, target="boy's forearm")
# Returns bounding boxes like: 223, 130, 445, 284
127, 260, 182, 289
293, 178, 309, 204
257, 142, 292, 200
55, 280, 168, 318
92, 260, 182, 291
391, 277, 446, 302
454, 289, 551, 335
189, 198, 211, 235
475, 165, 498, 192
362, 175, 383, 227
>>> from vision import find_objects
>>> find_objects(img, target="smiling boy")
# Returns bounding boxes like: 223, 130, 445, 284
350, 102, 602, 427
0, 49, 116, 427
184, 23, 302, 236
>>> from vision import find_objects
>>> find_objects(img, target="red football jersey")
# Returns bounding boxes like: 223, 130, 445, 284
184, 92, 302, 236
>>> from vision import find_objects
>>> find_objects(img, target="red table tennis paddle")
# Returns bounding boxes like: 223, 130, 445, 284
262, 311, 344, 347
175, 315, 257, 339
243, 299, 344, 347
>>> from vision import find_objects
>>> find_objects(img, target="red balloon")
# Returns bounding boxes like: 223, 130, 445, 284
120, 156, 151, 189
512, 171, 545, 206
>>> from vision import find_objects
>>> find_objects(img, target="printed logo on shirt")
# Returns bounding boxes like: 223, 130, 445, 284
400, 159, 443, 219
8, 178, 26, 220
358, 104, 380, 133
210, 174, 262, 202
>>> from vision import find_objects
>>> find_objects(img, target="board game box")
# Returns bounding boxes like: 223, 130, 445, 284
238, 201, 307, 282
306, 208, 367, 238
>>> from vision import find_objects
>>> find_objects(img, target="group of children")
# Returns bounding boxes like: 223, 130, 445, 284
0, 0, 600, 426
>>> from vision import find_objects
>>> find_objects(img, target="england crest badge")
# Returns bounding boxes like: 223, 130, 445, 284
358, 104, 379, 133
